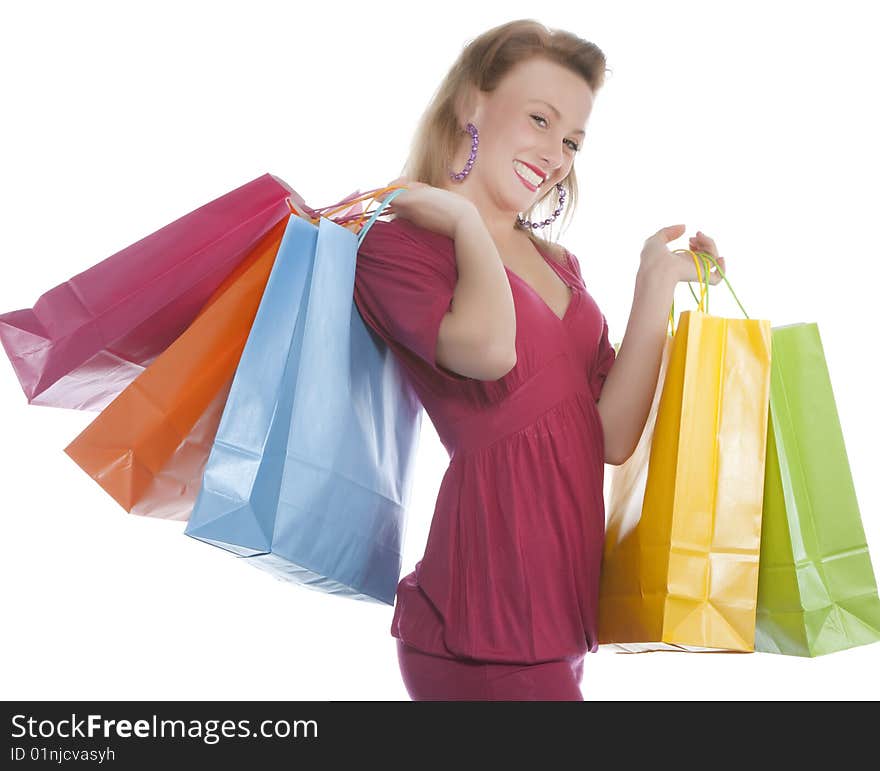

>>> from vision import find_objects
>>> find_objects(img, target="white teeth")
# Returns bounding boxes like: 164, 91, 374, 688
513, 160, 543, 186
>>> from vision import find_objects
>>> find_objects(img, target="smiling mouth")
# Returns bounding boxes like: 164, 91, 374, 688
512, 160, 546, 191
514, 167, 540, 191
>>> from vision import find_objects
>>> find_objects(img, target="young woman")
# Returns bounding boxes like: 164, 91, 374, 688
353, 19, 726, 701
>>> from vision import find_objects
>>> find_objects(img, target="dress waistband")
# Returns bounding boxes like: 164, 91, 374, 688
444, 353, 589, 457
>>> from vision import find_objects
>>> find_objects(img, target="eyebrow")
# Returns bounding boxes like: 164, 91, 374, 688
530, 99, 586, 136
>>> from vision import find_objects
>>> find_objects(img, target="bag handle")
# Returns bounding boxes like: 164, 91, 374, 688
285, 185, 406, 229
666, 248, 749, 336
356, 188, 408, 247
287, 187, 757, 333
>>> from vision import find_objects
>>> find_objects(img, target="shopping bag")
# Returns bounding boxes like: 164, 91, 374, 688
185, 189, 423, 605
755, 322, 880, 656
602, 335, 673, 589
58, 187, 371, 519
598, 254, 772, 652
62, 217, 288, 520
0, 173, 293, 410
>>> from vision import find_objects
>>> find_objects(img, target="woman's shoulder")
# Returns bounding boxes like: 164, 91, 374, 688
544, 238, 586, 286
545, 240, 570, 266
358, 215, 453, 264
528, 233, 573, 268
356, 215, 457, 284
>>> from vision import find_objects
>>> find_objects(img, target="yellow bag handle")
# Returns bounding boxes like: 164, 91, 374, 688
666, 248, 748, 336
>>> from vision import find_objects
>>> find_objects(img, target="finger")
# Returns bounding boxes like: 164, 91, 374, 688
695, 232, 718, 252
384, 176, 409, 192
657, 223, 686, 242
689, 234, 716, 249
709, 258, 726, 281
689, 242, 719, 262
378, 177, 410, 202
688, 241, 708, 255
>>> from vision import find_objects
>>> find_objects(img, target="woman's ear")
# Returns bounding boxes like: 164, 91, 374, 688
454, 84, 484, 131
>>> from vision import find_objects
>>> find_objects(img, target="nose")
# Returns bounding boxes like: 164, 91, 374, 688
539, 143, 564, 178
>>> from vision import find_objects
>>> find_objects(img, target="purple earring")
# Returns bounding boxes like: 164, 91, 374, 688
517, 183, 566, 230
449, 121, 567, 229
449, 122, 479, 181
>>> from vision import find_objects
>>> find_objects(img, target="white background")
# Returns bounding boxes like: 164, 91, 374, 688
1, 0, 878, 700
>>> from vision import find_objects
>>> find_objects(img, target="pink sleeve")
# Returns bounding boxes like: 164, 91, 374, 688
354, 220, 470, 383
565, 249, 616, 402
591, 314, 616, 402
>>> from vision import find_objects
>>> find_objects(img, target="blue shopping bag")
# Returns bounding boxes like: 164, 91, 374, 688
185, 191, 421, 605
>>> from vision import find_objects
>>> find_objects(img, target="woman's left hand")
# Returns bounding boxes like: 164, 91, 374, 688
640, 224, 727, 286
684, 230, 726, 285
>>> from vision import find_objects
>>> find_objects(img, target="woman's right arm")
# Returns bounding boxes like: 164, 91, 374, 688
436, 205, 517, 380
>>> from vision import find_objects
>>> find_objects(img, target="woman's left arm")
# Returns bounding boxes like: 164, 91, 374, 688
596, 225, 725, 465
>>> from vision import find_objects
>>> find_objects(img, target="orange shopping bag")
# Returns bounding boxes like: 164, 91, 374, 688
63, 218, 287, 520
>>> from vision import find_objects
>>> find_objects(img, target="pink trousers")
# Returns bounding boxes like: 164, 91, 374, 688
396, 640, 585, 701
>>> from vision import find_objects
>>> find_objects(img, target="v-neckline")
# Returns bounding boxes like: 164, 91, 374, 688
503, 239, 577, 323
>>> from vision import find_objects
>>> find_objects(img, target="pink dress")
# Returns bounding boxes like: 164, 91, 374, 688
353, 216, 616, 666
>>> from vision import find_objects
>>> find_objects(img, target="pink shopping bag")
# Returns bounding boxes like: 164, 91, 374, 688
0, 172, 292, 410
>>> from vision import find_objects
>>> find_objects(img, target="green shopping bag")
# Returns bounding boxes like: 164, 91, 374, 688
755, 322, 880, 656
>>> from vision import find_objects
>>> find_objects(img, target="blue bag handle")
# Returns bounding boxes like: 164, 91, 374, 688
356, 188, 408, 248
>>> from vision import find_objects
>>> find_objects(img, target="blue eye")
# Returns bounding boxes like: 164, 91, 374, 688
531, 114, 580, 152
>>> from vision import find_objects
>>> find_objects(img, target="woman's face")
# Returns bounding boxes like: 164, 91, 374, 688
451, 56, 593, 226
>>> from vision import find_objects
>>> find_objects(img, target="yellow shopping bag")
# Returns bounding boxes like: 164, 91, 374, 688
598, 252, 772, 652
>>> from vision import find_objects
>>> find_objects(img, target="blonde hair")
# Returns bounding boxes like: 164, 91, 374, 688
401, 18, 610, 255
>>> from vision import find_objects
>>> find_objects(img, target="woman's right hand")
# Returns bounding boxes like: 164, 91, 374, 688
374, 176, 476, 240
